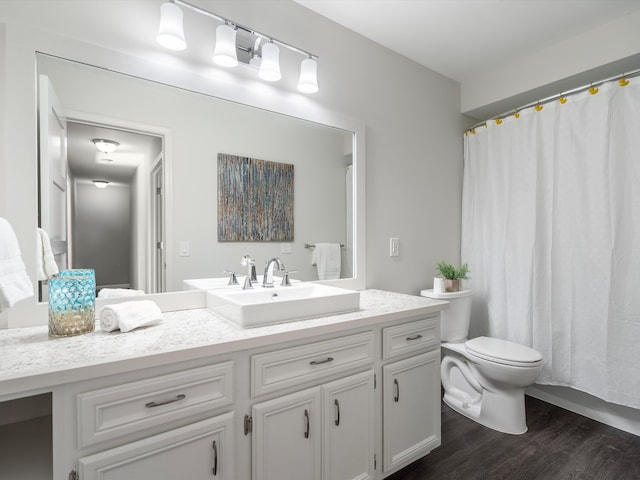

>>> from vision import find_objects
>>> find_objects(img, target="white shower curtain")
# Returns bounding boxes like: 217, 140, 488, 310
461, 76, 640, 408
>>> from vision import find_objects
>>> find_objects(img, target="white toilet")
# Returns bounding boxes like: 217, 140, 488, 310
421, 289, 543, 435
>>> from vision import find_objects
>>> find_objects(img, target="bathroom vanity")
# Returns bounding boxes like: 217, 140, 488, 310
0, 290, 446, 480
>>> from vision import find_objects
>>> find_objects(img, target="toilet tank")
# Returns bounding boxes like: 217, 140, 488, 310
420, 289, 473, 343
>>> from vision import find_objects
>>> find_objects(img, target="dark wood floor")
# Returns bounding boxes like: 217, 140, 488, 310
388, 396, 640, 480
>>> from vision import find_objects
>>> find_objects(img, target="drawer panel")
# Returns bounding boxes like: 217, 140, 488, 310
77, 361, 234, 448
251, 331, 374, 397
383, 317, 440, 360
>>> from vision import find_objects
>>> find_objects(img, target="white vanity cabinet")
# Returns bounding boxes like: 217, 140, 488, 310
252, 370, 375, 480
381, 318, 441, 476
64, 361, 236, 480
250, 331, 376, 480
252, 386, 322, 480
77, 413, 234, 480
0, 290, 447, 480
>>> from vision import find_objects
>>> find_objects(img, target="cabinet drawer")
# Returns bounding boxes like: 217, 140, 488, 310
251, 332, 374, 397
78, 413, 235, 480
383, 317, 439, 360
77, 362, 234, 448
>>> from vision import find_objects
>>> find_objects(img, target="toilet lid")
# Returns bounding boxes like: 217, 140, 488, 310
465, 336, 543, 367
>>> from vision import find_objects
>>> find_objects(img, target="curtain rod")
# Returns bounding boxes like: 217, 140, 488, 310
467, 68, 640, 132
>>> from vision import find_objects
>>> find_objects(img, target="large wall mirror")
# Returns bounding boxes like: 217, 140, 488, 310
36, 53, 357, 298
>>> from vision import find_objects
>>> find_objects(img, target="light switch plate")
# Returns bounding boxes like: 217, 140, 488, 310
179, 241, 190, 257
390, 237, 400, 257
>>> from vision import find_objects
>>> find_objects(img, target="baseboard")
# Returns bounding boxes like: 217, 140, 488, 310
527, 384, 640, 437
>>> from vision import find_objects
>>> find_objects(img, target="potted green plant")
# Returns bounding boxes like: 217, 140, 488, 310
435, 261, 470, 292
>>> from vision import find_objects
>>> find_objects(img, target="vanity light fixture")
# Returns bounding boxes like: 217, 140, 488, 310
157, 1, 186, 50
298, 56, 319, 93
93, 180, 109, 189
212, 22, 238, 67
258, 41, 281, 82
156, 0, 319, 93
92, 138, 120, 154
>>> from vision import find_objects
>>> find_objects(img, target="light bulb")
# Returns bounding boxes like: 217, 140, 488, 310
92, 139, 119, 154
258, 42, 281, 81
213, 23, 238, 67
298, 57, 319, 93
157, 2, 186, 51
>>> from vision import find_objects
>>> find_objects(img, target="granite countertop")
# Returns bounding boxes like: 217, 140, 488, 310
0, 289, 447, 397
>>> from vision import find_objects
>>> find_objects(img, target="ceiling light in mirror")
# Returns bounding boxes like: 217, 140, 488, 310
92, 180, 109, 189
92, 138, 120, 154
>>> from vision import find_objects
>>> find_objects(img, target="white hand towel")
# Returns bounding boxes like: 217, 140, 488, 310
98, 288, 145, 299
311, 243, 341, 280
99, 300, 163, 333
0, 218, 34, 312
36, 227, 59, 280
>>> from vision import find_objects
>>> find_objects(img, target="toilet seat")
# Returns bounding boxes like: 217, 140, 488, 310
465, 336, 543, 367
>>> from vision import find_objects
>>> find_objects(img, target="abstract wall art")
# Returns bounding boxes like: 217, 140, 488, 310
217, 153, 294, 241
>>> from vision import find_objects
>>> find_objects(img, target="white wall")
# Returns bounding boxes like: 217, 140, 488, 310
462, 9, 640, 120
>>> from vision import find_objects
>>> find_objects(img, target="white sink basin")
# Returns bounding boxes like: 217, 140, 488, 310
183, 277, 238, 290
206, 283, 360, 328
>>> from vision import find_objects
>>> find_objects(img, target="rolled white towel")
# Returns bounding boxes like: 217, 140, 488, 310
99, 300, 163, 333
98, 288, 145, 299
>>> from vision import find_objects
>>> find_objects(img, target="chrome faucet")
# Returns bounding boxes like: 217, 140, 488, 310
241, 255, 257, 289
263, 257, 285, 287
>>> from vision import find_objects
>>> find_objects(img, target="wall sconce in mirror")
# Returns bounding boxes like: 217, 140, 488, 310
92, 138, 120, 154
93, 180, 109, 189
156, 0, 319, 93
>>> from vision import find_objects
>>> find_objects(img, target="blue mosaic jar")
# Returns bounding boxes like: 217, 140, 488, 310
48, 269, 96, 338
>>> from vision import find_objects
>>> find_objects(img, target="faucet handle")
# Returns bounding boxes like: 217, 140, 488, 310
280, 270, 298, 287
223, 270, 239, 286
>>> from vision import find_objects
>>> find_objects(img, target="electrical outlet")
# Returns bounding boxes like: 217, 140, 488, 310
390, 237, 400, 257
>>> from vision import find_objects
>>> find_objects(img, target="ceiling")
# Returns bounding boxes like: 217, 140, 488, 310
294, 0, 640, 83
67, 122, 162, 186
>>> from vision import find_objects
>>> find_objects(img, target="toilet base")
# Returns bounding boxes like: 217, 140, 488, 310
443, 387, 528, 435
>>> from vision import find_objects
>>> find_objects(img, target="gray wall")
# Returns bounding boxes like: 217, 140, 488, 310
73, 181, 131, 289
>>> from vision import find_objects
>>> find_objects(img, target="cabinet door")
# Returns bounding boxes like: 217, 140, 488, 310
322, 370, 375, 480
383, 350, 441, 474
78, 413, 234, 480
253, 387, 321, 480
